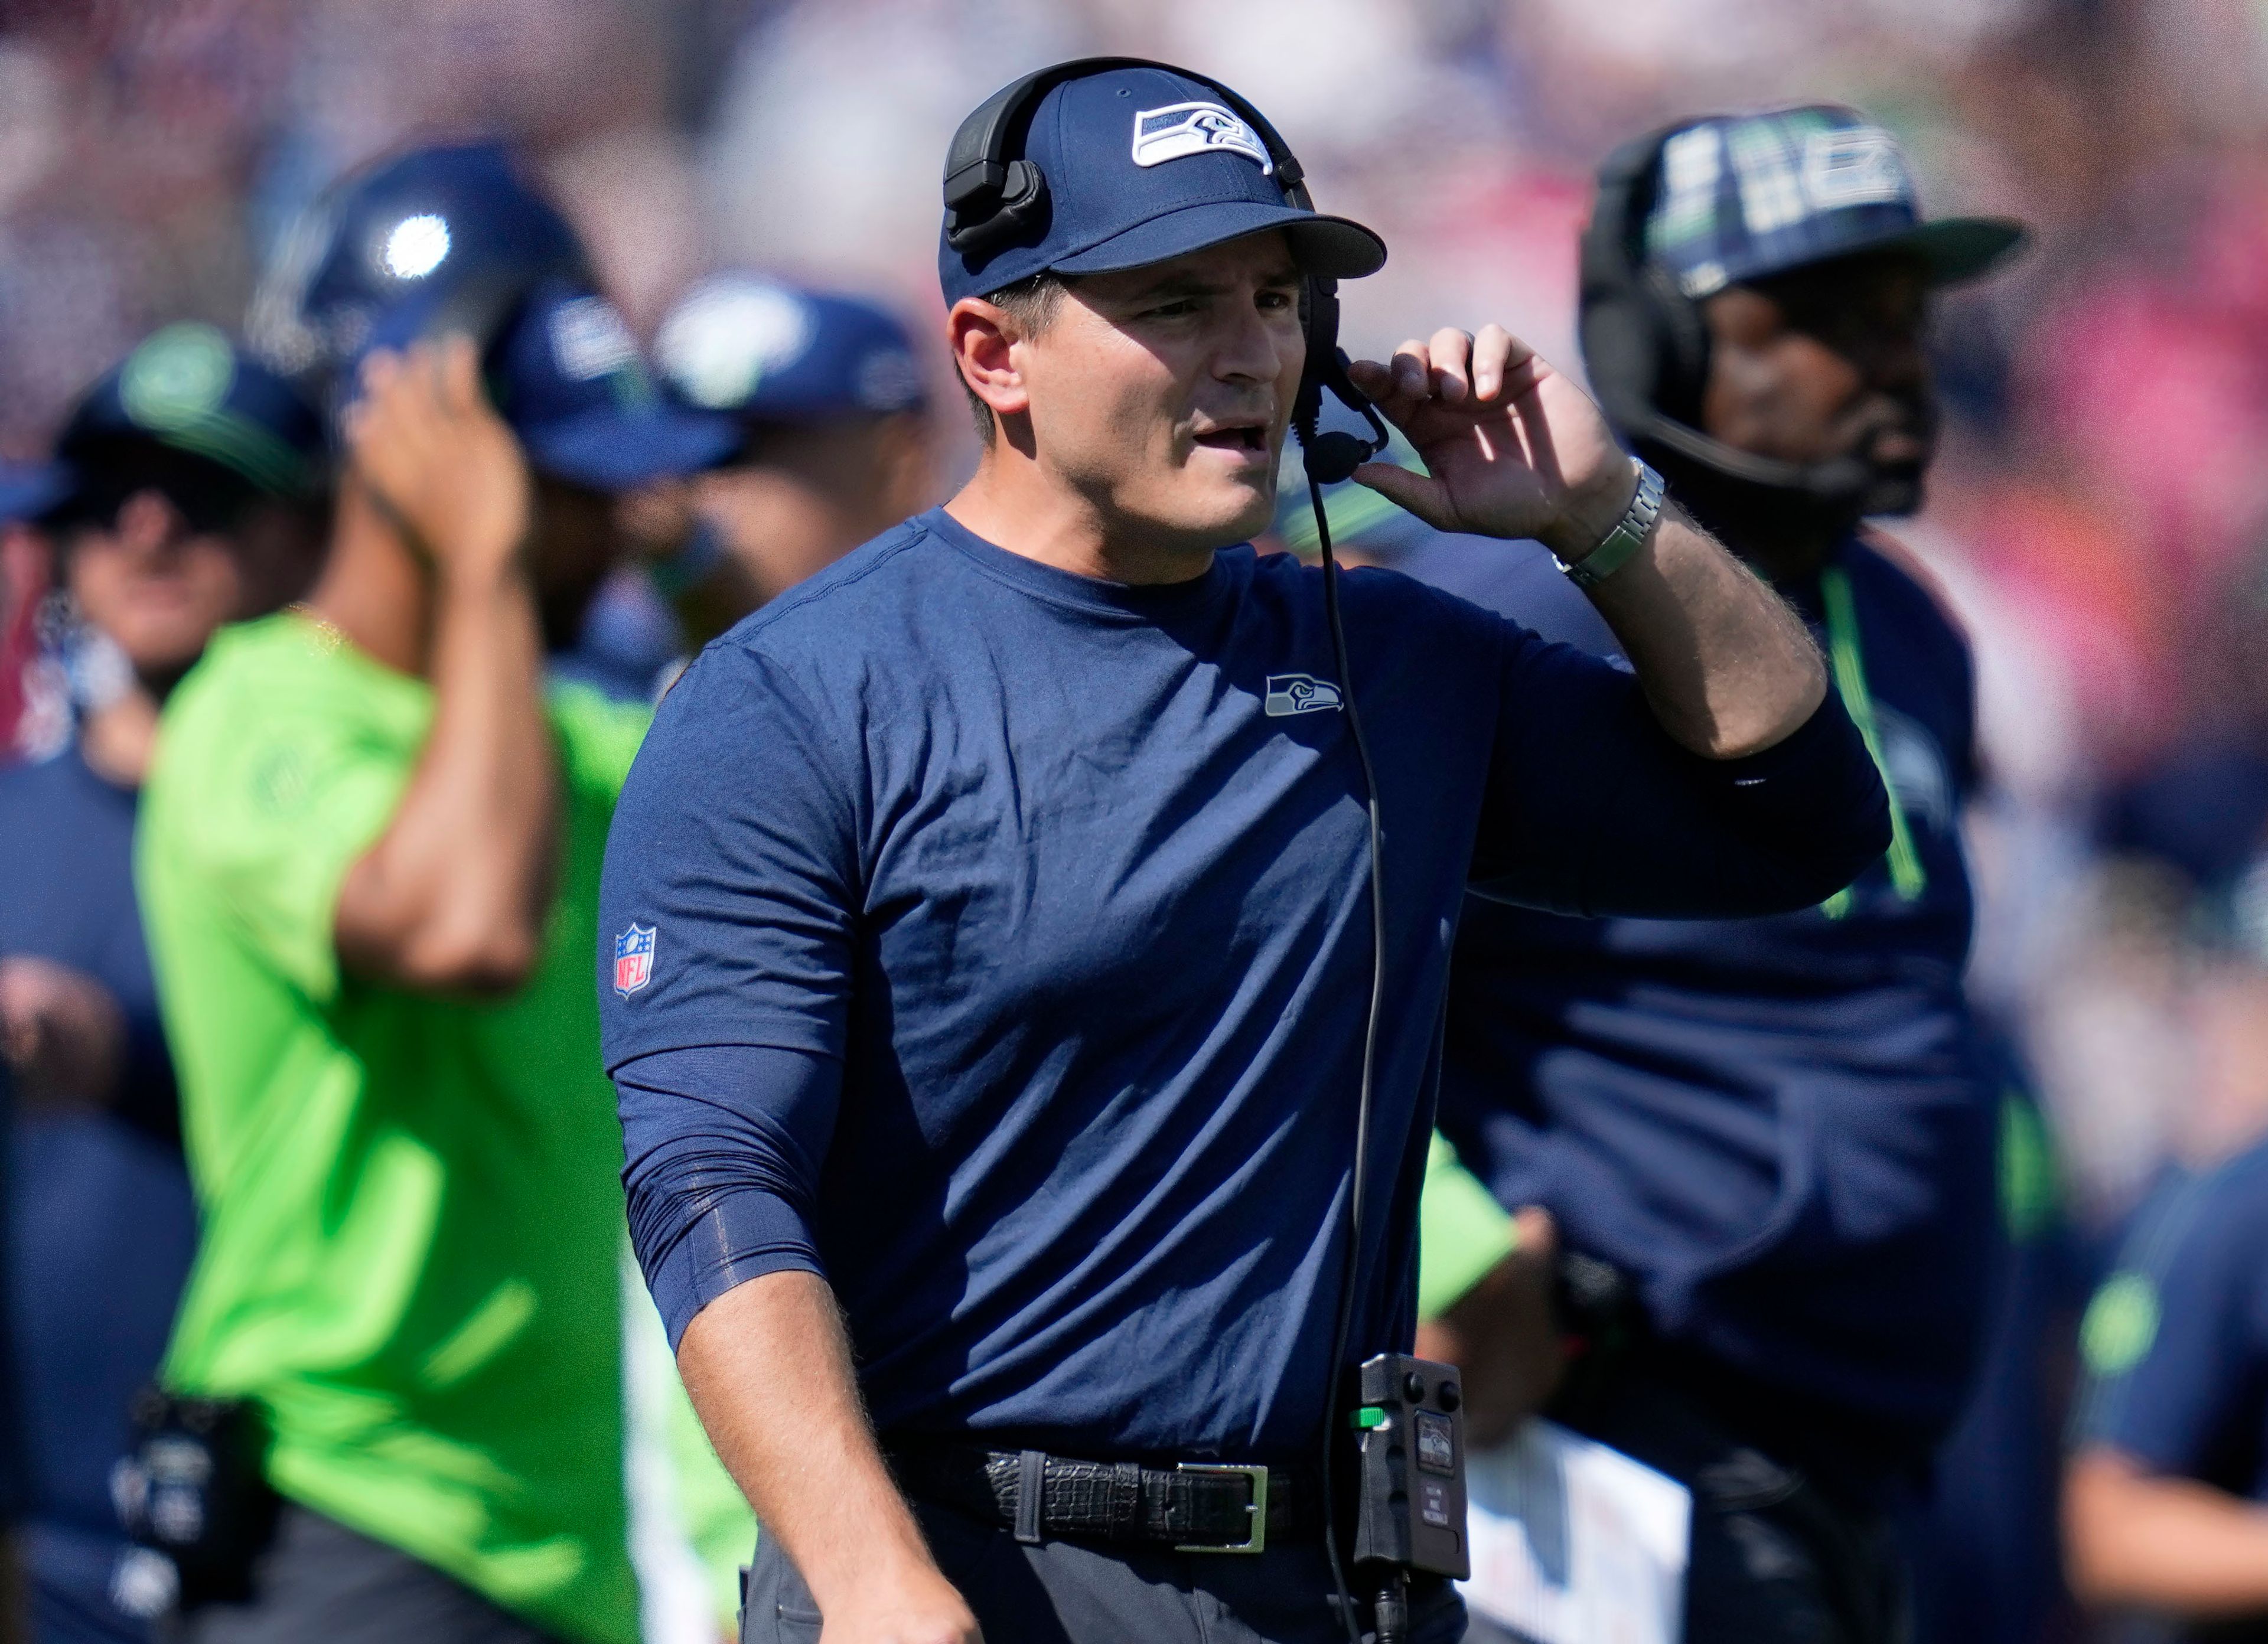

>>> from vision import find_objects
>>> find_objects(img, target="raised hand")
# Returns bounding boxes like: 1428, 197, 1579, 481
1346, 326, 1637, 562
343, 336, 532, 579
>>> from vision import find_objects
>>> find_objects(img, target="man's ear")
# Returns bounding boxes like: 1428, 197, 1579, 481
947, 298, 1031, 428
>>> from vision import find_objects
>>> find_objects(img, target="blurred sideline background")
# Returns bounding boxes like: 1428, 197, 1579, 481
3, 0, 2267, 1622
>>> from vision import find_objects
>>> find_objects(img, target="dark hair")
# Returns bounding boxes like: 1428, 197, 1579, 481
958, 271, 1068, 446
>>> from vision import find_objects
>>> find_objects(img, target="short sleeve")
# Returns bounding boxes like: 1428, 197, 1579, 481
1418, 1131, 1518, 1320
2075, 1167, 2268, 1480
146, 671, 409, 1006
597, 642, 863, 1071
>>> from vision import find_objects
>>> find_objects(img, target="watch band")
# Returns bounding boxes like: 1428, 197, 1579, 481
1560, 460, 1664, 591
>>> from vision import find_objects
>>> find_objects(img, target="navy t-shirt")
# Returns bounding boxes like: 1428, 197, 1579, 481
599, 507, 1887, 1460
2074, 1139, 2268, 1501
1411, 530, 1998, 1456
0, 745, 198, 1580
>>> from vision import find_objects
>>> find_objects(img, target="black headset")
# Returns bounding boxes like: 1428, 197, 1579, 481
941, 56, 1389, 485
1579, 123, 1875, 510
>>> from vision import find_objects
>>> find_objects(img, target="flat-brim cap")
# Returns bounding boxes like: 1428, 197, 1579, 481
939, 64, 1386, 305
1644, 106, 2028, 298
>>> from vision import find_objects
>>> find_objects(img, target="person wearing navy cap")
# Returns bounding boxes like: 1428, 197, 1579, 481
601, 63, 1892, 1644
131, 145, 737, 1644
0, 324, 328, 1644
656, 274, 939, 611
556, 274, 943, 706
1406, 106, 2031, 1644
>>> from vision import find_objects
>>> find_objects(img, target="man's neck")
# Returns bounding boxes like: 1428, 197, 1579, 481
944, 451, 1216, 588
302, 481, 436, 679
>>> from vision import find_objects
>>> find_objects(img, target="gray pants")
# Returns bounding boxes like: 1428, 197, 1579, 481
174, 1505, 565, 1644
742, 1498, 1465, 1644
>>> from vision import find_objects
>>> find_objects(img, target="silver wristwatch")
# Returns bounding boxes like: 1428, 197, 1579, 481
1559, 460, 1664, 591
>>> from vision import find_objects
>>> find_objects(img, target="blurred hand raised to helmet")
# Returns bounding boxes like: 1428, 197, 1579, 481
343, 336, 531, 579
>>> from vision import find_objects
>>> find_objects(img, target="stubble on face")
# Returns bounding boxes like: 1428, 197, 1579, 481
1018, 233, 1308, 553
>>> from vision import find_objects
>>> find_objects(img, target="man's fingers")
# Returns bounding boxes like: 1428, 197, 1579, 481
1351, 460, 1451, 529
1429, 327, 1474, 405
435, 334, 483, 418
1512, 1203, 1558, 1255
1389, 340, 1430, 403
359, 347, 403, 396
1472, 324, 1518, 400
1345, 357, 1392, 399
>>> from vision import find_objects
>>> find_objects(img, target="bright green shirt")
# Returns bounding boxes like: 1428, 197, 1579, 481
138, 613, 649, 1644
1418, 1131, 1519, 1320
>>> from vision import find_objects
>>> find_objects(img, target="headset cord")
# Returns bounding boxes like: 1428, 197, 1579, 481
1309, 469, 1391, 1644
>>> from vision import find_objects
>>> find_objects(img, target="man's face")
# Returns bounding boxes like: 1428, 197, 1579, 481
1015, 232, 1306, 549
1699, 252, 1938, 505
695, 413, 939, 602
67, 488, 248, 691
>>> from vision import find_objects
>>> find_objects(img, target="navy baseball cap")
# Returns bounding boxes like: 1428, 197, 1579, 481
258, 142, 735, 492
1644, 106, 2026, 298
48, 322, 327, 526
657, 275, 927, 425
939, 63, 1386, 305
480, 276, 737, 490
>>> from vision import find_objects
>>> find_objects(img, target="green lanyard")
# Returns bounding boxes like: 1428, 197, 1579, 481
1819, 563, 1925, 918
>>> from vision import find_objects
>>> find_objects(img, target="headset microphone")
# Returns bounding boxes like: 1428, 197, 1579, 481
1292, 272, 1391, 486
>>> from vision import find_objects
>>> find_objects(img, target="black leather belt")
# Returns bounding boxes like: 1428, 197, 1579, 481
885, 1441, 1314, 1554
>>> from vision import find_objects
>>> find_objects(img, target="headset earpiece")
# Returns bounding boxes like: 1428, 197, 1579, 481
946, 159, 1050, 259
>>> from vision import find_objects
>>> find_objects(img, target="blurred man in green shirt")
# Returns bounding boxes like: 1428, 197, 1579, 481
139, 143, 741, 1644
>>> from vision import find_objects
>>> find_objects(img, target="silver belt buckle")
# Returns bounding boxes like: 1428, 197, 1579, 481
1175, 1462, 1267, 1554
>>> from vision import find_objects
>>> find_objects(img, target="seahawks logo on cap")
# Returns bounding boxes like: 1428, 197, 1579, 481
1131, 102, 1272, 174
120, 324, 236, 430
1801, 128, 1909, 210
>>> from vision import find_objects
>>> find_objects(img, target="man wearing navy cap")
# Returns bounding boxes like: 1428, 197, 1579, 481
1409, 106, 2029, 1644
656, 275, 939, 612
0, 325, 327, 1643
601, 65, 1891, 1643
136, 146, 735, 1644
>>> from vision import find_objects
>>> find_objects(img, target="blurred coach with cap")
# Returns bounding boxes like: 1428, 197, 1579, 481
1410, 105, 2028, 1644
599, 59, 1892, 1644
137, 143, 735, 1644
0, 325, 325, 1644
564, 275, 943, 701
657, 273, 939, 604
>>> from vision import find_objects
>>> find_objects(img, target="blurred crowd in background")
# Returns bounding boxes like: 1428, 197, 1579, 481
3, 0, 2267, 1637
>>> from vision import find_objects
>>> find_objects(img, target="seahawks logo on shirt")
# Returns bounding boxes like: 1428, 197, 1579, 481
1265, 673, 1341, 716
